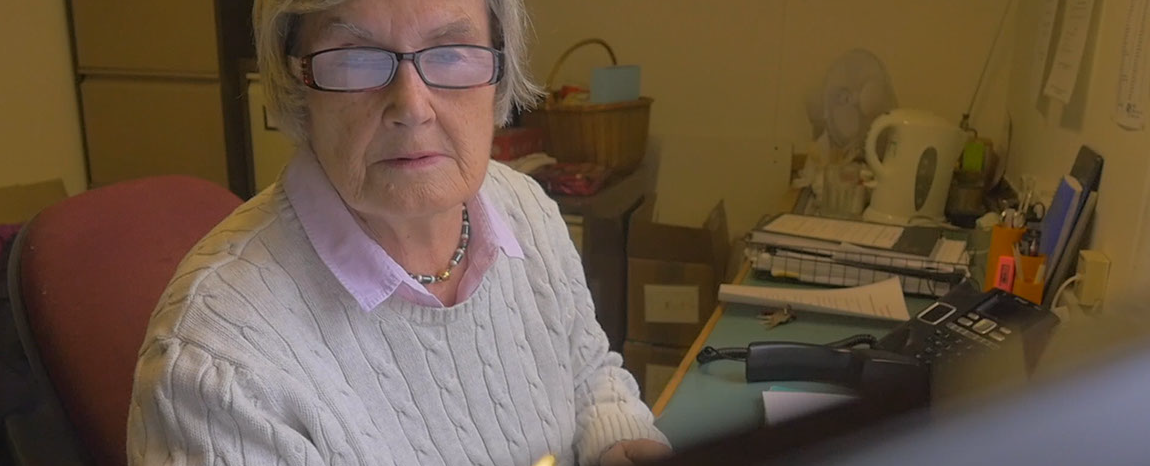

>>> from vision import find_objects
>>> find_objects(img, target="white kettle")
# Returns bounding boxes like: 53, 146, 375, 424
862, 109, 966, 225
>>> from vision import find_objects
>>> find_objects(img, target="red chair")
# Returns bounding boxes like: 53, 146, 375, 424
2, 176, 241, 466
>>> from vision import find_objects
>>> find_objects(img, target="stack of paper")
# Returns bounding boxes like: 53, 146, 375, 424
746, 214, 970, 297
719, 277, 911, 321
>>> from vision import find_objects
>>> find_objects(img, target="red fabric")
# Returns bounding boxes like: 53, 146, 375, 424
17, 176, 241, 466
531, 163, 612, 196
0, 224, 21, 258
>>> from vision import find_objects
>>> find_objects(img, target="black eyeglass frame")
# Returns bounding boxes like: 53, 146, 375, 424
295, 44, 505, 92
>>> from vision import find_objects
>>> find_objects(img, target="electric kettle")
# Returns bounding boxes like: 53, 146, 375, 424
862, 109, 967, 225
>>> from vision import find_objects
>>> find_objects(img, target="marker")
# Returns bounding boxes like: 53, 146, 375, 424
995, 255, 1016, 292
1012, 245, 1025, 284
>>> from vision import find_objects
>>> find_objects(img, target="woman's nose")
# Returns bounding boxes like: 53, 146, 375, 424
381, 61, 435, 127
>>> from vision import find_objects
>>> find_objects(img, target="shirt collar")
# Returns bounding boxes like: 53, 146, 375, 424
282, 148, 523, 311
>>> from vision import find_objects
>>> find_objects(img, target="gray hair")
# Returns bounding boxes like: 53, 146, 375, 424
253, 0, 543, 143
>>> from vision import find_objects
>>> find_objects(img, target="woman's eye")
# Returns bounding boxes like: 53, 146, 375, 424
423, 49, 465, 64
344, 54, 391, 69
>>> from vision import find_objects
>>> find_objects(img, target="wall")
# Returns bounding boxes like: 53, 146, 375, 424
527, 0, 1012, 238
0, 1, 87, 195
1005, 0, 1150, 305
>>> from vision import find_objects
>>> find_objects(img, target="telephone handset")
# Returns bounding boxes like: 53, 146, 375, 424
697, 283, 1059, 403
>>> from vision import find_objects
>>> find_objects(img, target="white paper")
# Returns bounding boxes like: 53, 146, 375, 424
763, 389, 858, 426
932, 239, 969, 264
1115, 0, 1149, 130
1032, 0, 1061, 106
718, 277, 910, 321
763, 214, 903, 249
1044, 0, 1097, 103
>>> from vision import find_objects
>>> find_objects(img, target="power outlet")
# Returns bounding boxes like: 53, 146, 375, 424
1074, 250, 1110, 307
643, 285, 700, 324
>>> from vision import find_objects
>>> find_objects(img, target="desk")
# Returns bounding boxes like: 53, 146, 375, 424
652, 263, 937, 449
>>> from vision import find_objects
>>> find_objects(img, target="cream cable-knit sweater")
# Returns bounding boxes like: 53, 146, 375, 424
126, 164, 668, 465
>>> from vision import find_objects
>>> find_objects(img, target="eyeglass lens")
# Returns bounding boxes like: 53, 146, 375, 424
309, 46, 496, 90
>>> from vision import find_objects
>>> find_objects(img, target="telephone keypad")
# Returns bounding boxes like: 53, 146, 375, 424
913, 322, 1002, 366
900, 288, 1057, 378
913, 303, 1022, 366
971, 319, 998, 334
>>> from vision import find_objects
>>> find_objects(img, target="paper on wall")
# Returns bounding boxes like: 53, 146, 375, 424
1114, 0, 1149, 130
1043, 0, 1097, 104
1031, 0, 1060, 106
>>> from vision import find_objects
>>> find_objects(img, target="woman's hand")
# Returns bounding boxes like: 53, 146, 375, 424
600, 439, 673, 466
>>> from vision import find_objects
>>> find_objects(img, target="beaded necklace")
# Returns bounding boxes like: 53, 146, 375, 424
406, 206, 469, 285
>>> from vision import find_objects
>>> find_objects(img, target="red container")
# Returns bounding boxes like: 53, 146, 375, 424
491, 126, 546, 161
531, 163, 611, 196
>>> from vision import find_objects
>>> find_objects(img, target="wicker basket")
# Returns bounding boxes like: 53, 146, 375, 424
523, 38, 652, 175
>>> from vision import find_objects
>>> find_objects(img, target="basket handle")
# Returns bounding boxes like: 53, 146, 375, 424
544, 38, 618, 90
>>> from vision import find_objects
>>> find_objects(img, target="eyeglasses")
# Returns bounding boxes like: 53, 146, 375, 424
296, 45, 504, 92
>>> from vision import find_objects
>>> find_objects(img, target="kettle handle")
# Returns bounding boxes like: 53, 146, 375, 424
865, 113, 898, 180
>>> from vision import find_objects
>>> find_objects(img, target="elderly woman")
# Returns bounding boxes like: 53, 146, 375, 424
125, 0, 671, 464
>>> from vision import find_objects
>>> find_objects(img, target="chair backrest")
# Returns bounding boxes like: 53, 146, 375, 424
8, 176, 241, 466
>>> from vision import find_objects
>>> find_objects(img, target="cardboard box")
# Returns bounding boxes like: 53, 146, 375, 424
627, 196, 728, 347
622, 340, 688, 407
491, 126, 545, 161
0, 179, 69, 225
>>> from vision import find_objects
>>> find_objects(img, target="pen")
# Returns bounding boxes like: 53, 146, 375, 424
1012, 244, 1025, 285
1020, 230, 1040, 256
1020, 189, 1033, 222
1001, 208, 1016, 226
1034, 230, 1042, 254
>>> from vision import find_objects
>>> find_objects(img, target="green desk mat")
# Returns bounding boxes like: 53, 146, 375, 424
653, 275, 936, 449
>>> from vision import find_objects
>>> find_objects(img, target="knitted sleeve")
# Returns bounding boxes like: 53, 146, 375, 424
127, 338, 323, 466
521, 180, 671, 464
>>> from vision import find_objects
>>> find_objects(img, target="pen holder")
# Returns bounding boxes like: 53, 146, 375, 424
1013, 254, 1046, 304
983, 225, 1026, 291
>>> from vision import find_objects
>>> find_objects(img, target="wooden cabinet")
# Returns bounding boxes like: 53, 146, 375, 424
71, 0, 219, 75
69, 0, 255, 195
81, 77, 228, 188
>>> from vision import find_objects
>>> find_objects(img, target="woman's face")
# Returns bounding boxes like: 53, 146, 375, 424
298, 0, 496, 219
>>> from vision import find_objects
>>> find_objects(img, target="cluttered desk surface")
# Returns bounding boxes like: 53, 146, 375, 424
652, 264, 938, 449
647, 146, 1100, 447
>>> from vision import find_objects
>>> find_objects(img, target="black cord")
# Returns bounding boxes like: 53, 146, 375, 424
696, 346, 748, 364
825, 334, 878, 349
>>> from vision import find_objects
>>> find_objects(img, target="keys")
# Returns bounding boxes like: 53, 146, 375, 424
758, 305, 796, 330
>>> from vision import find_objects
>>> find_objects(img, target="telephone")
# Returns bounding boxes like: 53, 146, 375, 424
697, 282, 1059, 405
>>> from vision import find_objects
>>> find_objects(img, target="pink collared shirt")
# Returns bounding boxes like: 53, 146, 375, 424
283, 149, 524, 310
